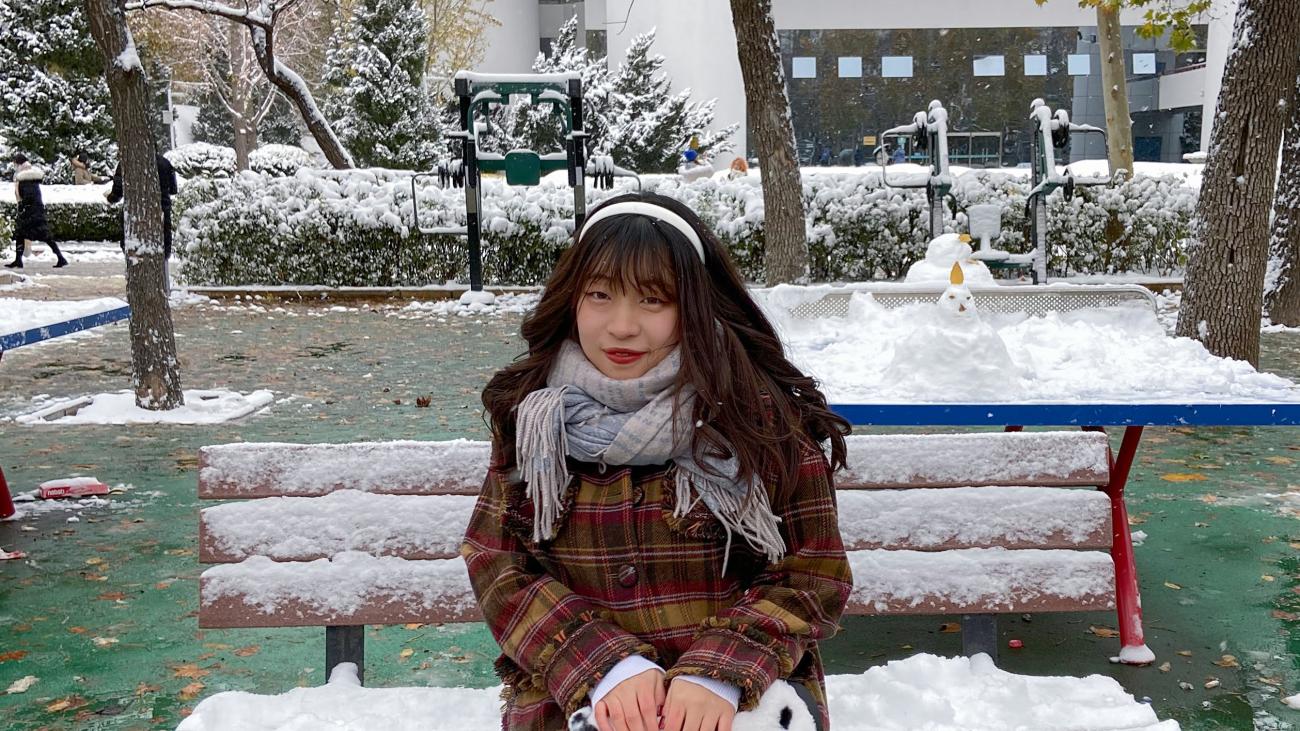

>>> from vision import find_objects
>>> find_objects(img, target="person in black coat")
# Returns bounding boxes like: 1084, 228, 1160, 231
106, 154, 179, 258
6, 154, 68, 269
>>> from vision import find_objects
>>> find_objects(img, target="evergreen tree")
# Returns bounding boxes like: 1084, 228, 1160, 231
321, 0, 443, 169
509, 15, 611, 157
604, 29, 735, 174
0, 0, 116, 180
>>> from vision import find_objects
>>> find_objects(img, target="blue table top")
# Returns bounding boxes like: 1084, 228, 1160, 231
830, 402, 1300, 426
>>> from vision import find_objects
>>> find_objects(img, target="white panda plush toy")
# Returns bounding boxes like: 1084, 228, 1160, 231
568, 680, 817, 731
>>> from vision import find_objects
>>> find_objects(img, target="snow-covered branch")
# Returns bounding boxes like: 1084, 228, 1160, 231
127, 0, 271, 29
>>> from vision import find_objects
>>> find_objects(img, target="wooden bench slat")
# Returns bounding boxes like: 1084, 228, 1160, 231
200, 492, 476, 563
839, 431, 1110, 488
199, 548, 1115, 628
198, 439, 491, 498
838, 487, 1112, 551
847, 548, 1116, 615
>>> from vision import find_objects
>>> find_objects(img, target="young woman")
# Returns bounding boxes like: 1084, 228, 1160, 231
465, 192, 851, 731
6, 154, 68, 269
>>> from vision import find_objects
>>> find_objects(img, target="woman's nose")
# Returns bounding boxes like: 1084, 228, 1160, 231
607, 303, 640, 337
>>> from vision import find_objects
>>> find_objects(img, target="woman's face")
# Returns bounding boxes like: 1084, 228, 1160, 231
575, 277, 679, 379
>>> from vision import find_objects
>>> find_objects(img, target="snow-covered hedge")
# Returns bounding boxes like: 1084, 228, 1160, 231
166, 142, 237, 178
0, 201, 121, 243
176, 168, 1198, 286
249, 144, 317, 177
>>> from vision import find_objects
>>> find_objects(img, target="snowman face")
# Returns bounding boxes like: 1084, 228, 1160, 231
939, 284, 976, 317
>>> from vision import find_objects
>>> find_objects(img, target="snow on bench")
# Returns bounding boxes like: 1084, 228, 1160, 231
194, 431, 1117, 679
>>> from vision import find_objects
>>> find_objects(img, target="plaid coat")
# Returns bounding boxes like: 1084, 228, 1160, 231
461, 438, 852, 730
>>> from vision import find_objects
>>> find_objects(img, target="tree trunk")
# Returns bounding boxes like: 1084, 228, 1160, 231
84, 0, 184, 410
1096, 4, 1134, 181
729, 0, 806, 285
1264, 67, 1300, 327
249, 25, 354, 169
230, 21, 253, 172
1175, 0, 1300, 366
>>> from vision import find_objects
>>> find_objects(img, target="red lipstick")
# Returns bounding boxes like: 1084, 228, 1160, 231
603, 348, 646, 365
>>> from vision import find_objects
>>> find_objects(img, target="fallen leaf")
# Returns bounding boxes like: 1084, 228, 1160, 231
1089, 625, 1120, 638
1161, 473, 1209, 482
1258, 676, 1283, 686
82, 573, 107, 581
1127, 515, 1147, 525
0, 650, 28, 662
154, 581, 173, 590
1271, 610, 1299, 622
202, 643, 232, 650
234, 645, 260, 657
171, 664, 211, 679
46, 695, 88, 712
1261, 575, 1276, 582
1200, 494, 1219, 503
400, 648, 415, 659
1164, 581, 1183, 590
135, 682, 161, 696
1264, 456, 1293, 465
404, 624, 424, 630
1158, 662, 1171, 672
938, 622, 961, 633
92, 636, 119, 648
67, 626, 89, 634
164, 548, 194, 557
1177, 650, 1193, 657
5, 676, 37, 694
1213, 655, 1239, 668
85, 557, 104, 565
97, 592, 126, 601
179, 682, 205, 700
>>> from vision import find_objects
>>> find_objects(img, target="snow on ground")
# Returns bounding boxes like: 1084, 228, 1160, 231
757, 286, 1300, 404
0, 297, 128, 335
176, 654, 1178, 731
391, 292, 541, 319
11, 389, 274, 425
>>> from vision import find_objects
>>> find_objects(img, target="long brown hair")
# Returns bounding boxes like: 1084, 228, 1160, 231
482, 192, 849, 491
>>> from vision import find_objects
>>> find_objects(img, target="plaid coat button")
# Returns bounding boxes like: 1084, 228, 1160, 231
617, 564, 638, 588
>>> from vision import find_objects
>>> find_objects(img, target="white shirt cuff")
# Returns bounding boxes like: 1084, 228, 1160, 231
674, 675, 741, 710
590, 655, 663, 706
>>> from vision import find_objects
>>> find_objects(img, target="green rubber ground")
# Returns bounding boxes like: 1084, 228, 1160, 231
1, 301, 1297, 730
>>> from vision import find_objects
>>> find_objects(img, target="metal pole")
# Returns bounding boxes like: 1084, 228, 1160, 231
569, 77, 587, 230
456, 78, 483, 292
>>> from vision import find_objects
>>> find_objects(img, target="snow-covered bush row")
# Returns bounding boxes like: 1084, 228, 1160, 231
166, 143, 238, 178
248, 145, 318, 177
175, 169, 1198, 286
0, 201, 121, 243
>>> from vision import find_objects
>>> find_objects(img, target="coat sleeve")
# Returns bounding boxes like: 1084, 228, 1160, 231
460, 467, 658, 714
663, 443, 852, 711
106, 165, 123, 204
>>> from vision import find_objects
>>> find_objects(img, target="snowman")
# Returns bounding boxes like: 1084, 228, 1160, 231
904, 232, 996, 286
882, 262, 1025, 400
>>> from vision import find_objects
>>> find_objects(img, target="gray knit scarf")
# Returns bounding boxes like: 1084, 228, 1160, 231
515, 340, 786, 569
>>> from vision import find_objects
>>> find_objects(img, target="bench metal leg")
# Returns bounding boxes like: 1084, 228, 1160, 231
326, 625, 365, 684
960, 614, 998, 660
1095, 425, 1153, 664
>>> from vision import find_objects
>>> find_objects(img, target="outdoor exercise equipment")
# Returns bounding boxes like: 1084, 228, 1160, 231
879, 100, 954, 239
0, 303, 131, 363
411, 71, 589, 292
1025, 98, 1110, 283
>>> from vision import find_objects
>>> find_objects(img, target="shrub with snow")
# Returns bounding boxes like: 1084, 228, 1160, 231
249, 145, 317, 177
165, 142, 237, 179
175, 168, 1198, 286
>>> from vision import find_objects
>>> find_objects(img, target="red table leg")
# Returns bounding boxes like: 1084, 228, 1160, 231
1094, 425, 1153, 664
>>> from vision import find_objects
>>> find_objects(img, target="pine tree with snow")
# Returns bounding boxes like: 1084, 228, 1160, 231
508, 15, 611, 158
603, 29, 735, 174
0, 0, 116, 180
321, 0, 444, 169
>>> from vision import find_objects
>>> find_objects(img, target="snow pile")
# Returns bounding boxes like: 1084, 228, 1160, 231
759, 287, 1300, 403
392, 292, 541, 318
176, 654, 1177, 731
0, 297, 127, 336
165, 143, 237, 178
249, 144, 318, 177
12, 389, 274, 425
0, 183, 113, 206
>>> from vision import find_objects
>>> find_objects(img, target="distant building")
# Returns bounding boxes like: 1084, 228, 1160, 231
479, 0, 1236, 167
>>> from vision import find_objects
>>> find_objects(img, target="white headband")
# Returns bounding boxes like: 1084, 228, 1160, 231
579, 201, 705, 262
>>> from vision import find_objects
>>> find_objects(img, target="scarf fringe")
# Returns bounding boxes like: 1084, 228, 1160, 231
674, 466, 785, 574
516, 386, 571, 543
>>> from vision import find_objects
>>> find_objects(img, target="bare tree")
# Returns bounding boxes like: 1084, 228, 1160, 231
1175, 0, 1300, 365
83, 0, 184, 410
729, 0, 806, 285
127, 0, 354, 168
1265, 70, 1300, 327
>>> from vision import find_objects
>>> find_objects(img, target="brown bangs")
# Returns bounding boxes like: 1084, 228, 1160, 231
575, 216, 681, 301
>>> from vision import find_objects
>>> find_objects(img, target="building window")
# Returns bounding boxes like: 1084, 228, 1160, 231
791, 57, 816, 79
1023, 54, 1048, 76
1067, 53, 1091, 75
586, 30, 607, 58
838, 57, 862, 78
973, 55, 1005, 77
881, 56, 913, 78
1132, 52, 1157, 75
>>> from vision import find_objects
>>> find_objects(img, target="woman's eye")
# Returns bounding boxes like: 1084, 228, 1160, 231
585, 290, 610, 301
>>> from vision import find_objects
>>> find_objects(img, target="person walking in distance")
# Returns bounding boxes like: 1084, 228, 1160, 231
6, 154, 68, 269
106, 153, 179, 260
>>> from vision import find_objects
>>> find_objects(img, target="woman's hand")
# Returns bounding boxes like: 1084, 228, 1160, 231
661, 678, 735, 731
593, 667, 665, 731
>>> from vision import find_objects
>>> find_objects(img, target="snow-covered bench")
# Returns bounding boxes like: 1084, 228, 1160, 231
195, 431, 1117, 683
